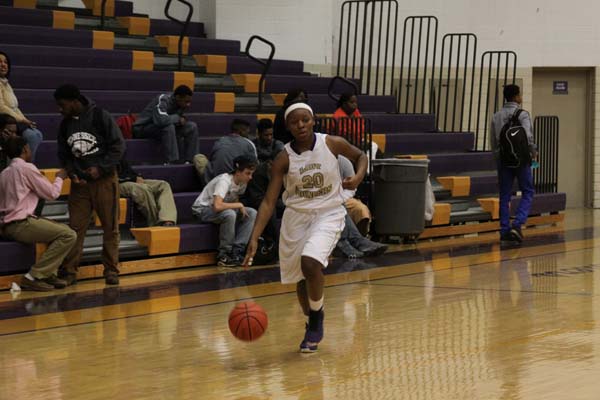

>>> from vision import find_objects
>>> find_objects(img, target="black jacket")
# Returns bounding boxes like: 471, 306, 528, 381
57, 97, 125, 180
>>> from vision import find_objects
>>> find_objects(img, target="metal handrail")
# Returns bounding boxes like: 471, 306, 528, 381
397, 16, 438, 114
474, 50, 517, 151
327, 76, 359, 103
245, 35, 275, 112
336, 0, 399, 96
100, 0, 108, 30
435, 33, 477, 132
533, 116, 559, 193
164, 0, 193, 71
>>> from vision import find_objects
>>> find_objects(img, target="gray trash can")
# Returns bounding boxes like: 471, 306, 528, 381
371, 158, 430, 237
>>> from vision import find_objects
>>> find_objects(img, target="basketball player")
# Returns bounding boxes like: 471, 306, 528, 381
243, 102, 367, 352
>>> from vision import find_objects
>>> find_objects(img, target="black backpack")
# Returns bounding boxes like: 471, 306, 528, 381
499, 109, 531, 168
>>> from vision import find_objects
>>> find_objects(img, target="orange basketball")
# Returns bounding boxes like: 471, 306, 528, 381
228, 302, 268, 342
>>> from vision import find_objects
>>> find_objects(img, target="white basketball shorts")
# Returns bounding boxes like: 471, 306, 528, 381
278, 205, 346, 284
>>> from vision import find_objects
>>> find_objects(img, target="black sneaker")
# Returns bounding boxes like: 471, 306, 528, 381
510, 226, 523, 242
217, 254, 237, 267
500, 231, 520, 244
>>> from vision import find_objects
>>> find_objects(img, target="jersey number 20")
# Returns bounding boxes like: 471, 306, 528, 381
302, 173, 324, 189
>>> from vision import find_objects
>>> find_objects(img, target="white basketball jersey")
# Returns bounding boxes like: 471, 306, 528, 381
282, 133, 345, 211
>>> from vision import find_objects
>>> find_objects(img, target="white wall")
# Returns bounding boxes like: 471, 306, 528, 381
132, 1, 202, 22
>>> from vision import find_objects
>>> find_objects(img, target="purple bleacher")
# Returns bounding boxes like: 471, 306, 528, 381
150, 19, 205, 38
36, 140, 58, 169
512, 192, 567, 215
37, 137, 218, 168
178, 224, 219, 253
309, 94, 396, 114
0, 6, 54, 28
469, 174, 499, 196
27, 114, 62, 140
363, 113, 436, 133
383, 132, 474, 155
34, 113, 436, 141
33, 112, 239, 140
265, 75, 360, 94
134, 165, 201, 193
226, 56, 304, 75
114, 0, 134, 17
0, 24, 91, 48
0, 240, 35, 275
428, 152, 496, 175
174, 192, 200, 223
186, 113, 257, 137
5, 44, 133, 70
188, 38, 240, 56
34, 114, 255, 141
16, 90, 215, 114
10, 66, 174, 91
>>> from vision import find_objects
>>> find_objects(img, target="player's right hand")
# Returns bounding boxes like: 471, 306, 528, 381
243, 239, 258, 269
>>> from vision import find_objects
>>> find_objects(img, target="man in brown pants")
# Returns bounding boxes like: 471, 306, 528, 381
55, 84, 125, 286
0, 137, 76, 291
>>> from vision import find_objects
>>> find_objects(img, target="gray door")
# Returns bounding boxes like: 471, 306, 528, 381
532, 69, 591, 208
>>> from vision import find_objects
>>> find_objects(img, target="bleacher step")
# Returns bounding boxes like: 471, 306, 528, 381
81, 239, 147, 262
195, 76, 243, 93
115, 35, 165, 54
75, 16, 129, 35
449, 207, 491, 224
154, 55, 205, 73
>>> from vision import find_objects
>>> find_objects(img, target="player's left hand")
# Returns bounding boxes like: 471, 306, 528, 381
342, 176, 361, 190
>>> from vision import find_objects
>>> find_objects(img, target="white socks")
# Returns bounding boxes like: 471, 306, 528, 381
24, 273, 34, 281
309, 296, 324, 312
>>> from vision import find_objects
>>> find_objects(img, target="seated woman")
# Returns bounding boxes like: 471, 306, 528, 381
333, 92, 378, 164
0, 51, 43, 160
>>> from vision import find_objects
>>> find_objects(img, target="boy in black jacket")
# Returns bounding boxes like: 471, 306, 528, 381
55, 84, 125, 285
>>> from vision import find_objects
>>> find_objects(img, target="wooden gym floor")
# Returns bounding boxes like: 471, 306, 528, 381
1, 209, 599, 399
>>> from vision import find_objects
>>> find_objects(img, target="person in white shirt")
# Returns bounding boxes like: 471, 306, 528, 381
243, 102, 367, 353
192, 155, 257, 267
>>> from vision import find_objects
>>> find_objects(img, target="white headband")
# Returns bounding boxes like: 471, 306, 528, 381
284, 103, 313, 121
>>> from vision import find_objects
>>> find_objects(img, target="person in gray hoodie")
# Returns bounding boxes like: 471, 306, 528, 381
132, 85, 199, 164
54, 84, 125, 286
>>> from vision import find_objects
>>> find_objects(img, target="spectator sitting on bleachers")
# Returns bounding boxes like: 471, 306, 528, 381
54, 84, 125, 286
273, 88, 307, 144
339, 155, 371, 235
0, 113, 18, 172
241, 159, 284, 246
255, 118, 284, 162
192, 155, 258, 267
333, 93, 379, 164
118, 158, 177, 227
0, 52, 43, 161
204, 118, 257, 181
0, 136, 76, 291
132, 85, 199, 165
333, 92, 362, 120
334, 155, 387, 258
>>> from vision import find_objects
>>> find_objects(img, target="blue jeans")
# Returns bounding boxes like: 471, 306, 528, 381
498, 163, 535, 234
195, 206, 257, 257
133, 121, 199, 163
21, 127, 43, 162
